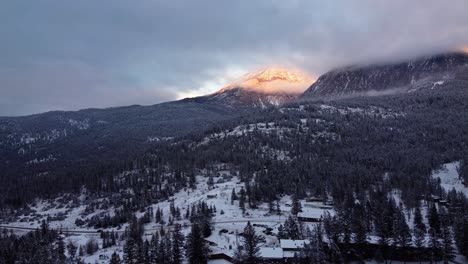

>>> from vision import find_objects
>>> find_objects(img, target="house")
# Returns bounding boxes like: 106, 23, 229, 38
203, 237, 218, 246
430, 195, 441, 202
280, 239, 310, 259
280, 239, 310, 251
207, 194, 218, 199
297, 212, 322, 223
208, 259, 233, 264
303, 203, 333, 210
208, 252, 233, 263
305, 197, 323, 203
303, 202, 321, 208
259, 247, 284, 260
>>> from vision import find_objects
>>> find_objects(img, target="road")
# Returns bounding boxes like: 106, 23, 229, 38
0, 218, 284, 235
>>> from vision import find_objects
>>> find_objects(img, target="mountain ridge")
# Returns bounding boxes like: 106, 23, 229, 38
302, 52, 468, 99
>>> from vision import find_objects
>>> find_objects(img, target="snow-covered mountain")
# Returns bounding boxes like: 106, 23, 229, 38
190, 66, 314, 108
302, 52, 468, 99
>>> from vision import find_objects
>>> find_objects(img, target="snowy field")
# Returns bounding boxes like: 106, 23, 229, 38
432, 161, 468, 196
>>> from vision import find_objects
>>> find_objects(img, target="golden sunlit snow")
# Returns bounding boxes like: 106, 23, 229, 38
216, 66, 315, 95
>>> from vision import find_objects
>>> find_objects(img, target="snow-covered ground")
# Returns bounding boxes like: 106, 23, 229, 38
319, 104, 405, 119
432, 161, 468, 196
1, 169, 333, 264
196, 118, 338, 148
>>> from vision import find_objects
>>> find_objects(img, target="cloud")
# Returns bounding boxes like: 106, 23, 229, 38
1, 0, 468, 115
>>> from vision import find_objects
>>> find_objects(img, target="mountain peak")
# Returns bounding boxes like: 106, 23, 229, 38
216, 66, 314, 95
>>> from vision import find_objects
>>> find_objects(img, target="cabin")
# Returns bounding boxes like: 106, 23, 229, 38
297, 212, 322, 223
260, 247, 283, 258
208, 250, 234, 264
259, 247, 284, 263
280, 239, 310, 259
303, 203, 333, 210
305, 197, 323, 203
208, 252, 233, 263
280, 239, 310, 251
203, 238, 218, 246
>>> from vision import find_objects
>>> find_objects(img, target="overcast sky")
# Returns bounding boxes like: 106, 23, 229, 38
1, 0, 468, 116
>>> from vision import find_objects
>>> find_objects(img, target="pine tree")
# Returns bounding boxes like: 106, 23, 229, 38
429, 204, 441, 233
441, 225, 454, 264
202, 217, 213, 238
110, 251, 122, 264
123, 237, 135, 264
67, 240, 77, 262
78, 245, 84, 257
189, 171, 196, 189
240, 221, 261, 264
429, 228, 441, 263
85, 237, 99, 255
140, 239, 150, 264
413, 227, 426, 262
231, 188, 237, 205
56, 238, 66, 263
394, 209, 411, 248
149, 233, 159, 263
156, 207, 162, 224
207, 175, 214, 188
414, 204, 426, 232
276, 200, 281, 215
186, 224, 209, 264
172, 224, 184, 264
157, 235, 169, 263
291, 195, 302, 216
277, 224, 285, 240
239, 188, 246, 214
284, 215, 302, 239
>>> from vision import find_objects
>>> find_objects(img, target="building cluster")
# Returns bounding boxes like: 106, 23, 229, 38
208, 239, 311, 264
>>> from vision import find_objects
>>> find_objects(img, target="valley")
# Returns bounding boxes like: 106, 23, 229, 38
2, 52, 468, 263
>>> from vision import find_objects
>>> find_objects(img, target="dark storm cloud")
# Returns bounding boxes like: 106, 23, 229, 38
1, 0, 467, 115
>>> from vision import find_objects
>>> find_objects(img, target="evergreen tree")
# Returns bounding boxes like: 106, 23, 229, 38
231, 188, 237, 205
67, 240, 77, 262
414, 204, 426, 232
413, 227, 426, 262
172, 224, 184, 264
239, 188, 246, 214
394, 209, 411, 248
56, 238, 66, 263
123, 237, 136, 264
110, 251, 122, 264
441, 225, 454, 264
240, 221, 261, 264
429, 228, 441, 263
291, 195, 302, 216
78, 245, 84, 257
429, 204, 441, 233
149, 233, 160, 263
284, 215, 302, 239
186, 224, 209, 264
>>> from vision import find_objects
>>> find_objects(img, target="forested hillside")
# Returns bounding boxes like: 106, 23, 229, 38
2, 83, 468, 263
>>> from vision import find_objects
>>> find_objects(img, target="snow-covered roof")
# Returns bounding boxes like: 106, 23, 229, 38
280, 239, 310, 249
283, 251, 298, 258
259, 247, 283, 259
297, 211, 322, 218
208, 260, 233, 264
